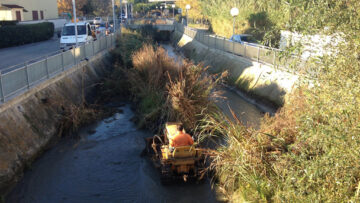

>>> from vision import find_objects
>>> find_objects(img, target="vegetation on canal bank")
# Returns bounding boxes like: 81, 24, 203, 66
192, 1, 360, 202
108, 28, 225, 133
109, 13, 360, 200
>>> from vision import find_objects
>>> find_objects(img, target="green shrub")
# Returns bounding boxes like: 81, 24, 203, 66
0, 22, 54, 48
0, 20, 17, 27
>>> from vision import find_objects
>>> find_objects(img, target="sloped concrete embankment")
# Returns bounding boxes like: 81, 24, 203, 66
170, 30, 299, 107
0, 52, 112, 194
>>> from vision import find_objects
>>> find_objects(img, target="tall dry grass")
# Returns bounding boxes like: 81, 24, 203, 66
199, 90, 306, 202
127, 44, 226, 132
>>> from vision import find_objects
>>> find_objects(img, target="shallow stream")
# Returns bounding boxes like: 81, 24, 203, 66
6, 44, 271, 202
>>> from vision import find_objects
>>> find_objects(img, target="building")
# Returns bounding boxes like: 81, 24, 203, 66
0, 0, 58, 21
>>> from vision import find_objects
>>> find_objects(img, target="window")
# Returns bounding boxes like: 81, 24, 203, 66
62, 25, 87, 36
40, 11, 44, 20
32, 11, 38, 20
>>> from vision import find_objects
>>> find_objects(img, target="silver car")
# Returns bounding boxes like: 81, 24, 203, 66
93, 17, 102, 25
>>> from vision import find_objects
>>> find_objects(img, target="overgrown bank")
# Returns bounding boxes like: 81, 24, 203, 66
108, 28, 225, 133
171, 1, 360, 202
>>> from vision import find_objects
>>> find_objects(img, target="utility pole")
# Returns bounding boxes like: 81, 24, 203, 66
120, 0, 122, 34
112, 0, 116, 31
72, 0, 78, 46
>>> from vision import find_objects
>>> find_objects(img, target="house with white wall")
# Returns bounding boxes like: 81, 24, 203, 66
0, 0, 58, 21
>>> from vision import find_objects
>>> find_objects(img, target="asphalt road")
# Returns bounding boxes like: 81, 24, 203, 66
0, 37, 60, 72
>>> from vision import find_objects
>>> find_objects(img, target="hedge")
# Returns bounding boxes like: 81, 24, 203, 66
0, 20, 18, 27
0, 22, 54, 48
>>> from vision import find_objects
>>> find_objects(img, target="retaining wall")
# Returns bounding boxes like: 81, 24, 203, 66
0, 51, 112, 195
171, 30, 299, 106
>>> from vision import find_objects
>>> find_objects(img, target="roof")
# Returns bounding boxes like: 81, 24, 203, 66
1, 4, 24, 9
0, 6, 11, 11
65, 22, 88, 26
1, 4, 28, 12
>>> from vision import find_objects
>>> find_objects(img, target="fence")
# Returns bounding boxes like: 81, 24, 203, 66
173, 22, 319, 76
0, 33, 117, 103
175, 23, 281, 66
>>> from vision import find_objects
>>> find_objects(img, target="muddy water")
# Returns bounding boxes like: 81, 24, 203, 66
6, 104, 218, 202
6, 44, 270, 203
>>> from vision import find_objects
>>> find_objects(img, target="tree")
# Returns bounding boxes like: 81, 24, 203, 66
80, 0, 94, 16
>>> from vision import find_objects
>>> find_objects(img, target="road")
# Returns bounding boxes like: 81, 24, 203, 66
0, 37, 60, 72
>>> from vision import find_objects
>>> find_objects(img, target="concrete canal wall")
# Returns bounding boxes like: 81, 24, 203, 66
170, 30, 299, 106
0, 52, 111, 194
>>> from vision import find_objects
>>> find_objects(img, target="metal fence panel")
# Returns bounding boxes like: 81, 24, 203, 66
209, 36, 216, 48
0, 32, 117, 104
94, 39, 100, 54
224, 40, 233, 53
217, 37, 226, 52
47, 54, 62, 75
0, 77, 3, 101
245, 45, 259, 61
234, 43, 245, 56
63, 49, 75, 68
27, 60, 47, 84
85, 42, 94, 58
2, 68, 27, 96
100, 37, 107, 51
106, 36, 111, 49
259, 48, 275, 65
74, 46, 85, 63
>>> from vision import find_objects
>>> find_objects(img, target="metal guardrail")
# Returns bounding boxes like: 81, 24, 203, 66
175, 23, 280, 66
0, 33, 117, 103
173, 22, 319, 77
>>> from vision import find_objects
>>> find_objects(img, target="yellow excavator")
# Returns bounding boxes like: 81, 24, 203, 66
144, 122, 206, 184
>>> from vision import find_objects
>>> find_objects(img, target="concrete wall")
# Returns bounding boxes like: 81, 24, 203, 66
0, 51, 112, 195
171, 30, 299, 106
2, 0, 58, 20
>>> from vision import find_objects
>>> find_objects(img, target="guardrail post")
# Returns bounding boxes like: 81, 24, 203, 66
84, 44, 87, 59
92, 40, 95, 56
207, 34, 209, 48
73, 46, 76, 65
215, 36, 217, 49
106, 36, 108, 49
25, 62, 30, 89
257, 47, 260, 62
244, 44, 247, 57
0, 73, 5, 102
223, 37, 225, 51
45, 56, 49, 78
99, 38, 102, 52
273, 51, 276, 66
61, 51, 65, 71
232, 41, 235, 54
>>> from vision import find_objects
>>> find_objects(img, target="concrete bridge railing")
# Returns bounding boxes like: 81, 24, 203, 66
127, 18, 175, 31
0, 33, 117, 104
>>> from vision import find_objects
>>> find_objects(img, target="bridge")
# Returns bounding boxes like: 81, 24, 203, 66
126, 18, 175, 31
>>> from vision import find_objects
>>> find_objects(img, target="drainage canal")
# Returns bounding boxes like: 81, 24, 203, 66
6, 44, 271, 202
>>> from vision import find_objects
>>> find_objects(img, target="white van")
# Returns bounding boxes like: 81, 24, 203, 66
60, 22, 94, 50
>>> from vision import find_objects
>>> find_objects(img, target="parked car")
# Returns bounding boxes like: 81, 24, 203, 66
97, 22, 113, 35
60, 22, 94, 50
93, 17, 103, 25
230, 34, 258, 46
